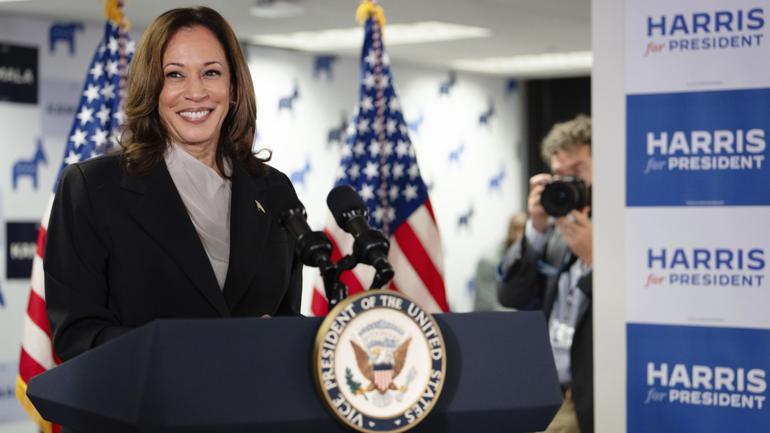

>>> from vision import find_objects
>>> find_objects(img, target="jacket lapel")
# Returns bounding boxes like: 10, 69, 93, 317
222, 164, 273, 310
122, 162, 231, 317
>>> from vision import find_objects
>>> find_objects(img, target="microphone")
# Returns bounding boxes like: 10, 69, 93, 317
326, 185, 394, 289
263, 184, 332, 270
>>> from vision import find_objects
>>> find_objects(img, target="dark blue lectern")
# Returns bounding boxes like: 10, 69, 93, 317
27, 312, 561, 433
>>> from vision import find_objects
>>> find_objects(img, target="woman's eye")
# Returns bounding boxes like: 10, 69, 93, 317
205, 70, 221, 77
166, 71, 183, 79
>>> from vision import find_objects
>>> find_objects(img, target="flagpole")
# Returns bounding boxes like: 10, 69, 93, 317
107, 0, 130, 152
372, 14, 391, 238
357, 0, 393, 238
116, 0, 129, 109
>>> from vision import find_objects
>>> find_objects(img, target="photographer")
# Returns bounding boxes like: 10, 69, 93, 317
497, 114, 593, 433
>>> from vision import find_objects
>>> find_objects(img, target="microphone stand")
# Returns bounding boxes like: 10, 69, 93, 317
349, 228, 394, 289
319, 250, 395, 311
294, 231, 394, 311
319, 255, 354, 310
304, 229, 394, 310
293, 230, 348, 310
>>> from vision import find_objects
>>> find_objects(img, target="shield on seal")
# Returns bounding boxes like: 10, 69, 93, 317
373, 364, 394, 392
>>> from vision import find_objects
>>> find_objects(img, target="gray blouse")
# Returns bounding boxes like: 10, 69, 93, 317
164, 143, 232, 290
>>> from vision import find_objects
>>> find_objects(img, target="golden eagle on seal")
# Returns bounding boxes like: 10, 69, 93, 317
351, 338, 412, 394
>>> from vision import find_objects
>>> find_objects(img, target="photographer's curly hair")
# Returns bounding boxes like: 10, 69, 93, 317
540, 114, 591, 163
121, 6, 268, 177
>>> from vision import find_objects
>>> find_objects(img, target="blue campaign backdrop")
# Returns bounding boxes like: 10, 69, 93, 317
627, 323, 770, 433
627, 88, 770, 206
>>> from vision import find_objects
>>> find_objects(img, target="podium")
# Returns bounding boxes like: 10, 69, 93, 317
27, 312, 561, 433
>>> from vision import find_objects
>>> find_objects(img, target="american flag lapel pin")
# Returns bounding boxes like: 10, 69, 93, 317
255, 199, 266, 214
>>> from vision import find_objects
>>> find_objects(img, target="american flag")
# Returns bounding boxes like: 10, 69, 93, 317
311, 12, 449, 315
16, 18, 133, 433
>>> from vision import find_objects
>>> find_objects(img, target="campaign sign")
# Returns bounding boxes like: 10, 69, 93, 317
628, 323, 770, 433
625, 1, 770, 94
625, 207, 770, 329
6, 222, 38, 279
0, 42, 38, 104
627, 88, 770, 206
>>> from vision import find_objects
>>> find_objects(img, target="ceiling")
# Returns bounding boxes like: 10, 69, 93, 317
0, 0, 591, 75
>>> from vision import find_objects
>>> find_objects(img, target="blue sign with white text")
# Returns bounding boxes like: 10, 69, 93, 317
6, 222, 38, 279
627, 323, 770, 433
627, 88, 770, 206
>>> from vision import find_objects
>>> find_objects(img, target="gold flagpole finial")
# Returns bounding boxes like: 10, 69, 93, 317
356, 0, 386, 27
105, 0, 131, 31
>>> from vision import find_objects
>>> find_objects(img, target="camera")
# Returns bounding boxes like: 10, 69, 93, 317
540, 176, 591, 217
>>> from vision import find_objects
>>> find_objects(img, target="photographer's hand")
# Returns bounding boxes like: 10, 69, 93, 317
528, 173, 552, 233
555, 207, 592, 266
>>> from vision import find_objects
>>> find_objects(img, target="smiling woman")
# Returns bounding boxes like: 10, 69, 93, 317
43, 10, 304, 433
158, 26, 232, 174
122, 6, 262, 177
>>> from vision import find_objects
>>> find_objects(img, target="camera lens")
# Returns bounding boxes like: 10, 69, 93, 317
556, 189, 570, 205
541, 181, 578, 217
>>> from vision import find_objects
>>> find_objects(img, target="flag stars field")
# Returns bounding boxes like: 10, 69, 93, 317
361, 96, 374, 112
70, 129, 87, 147
83, 84, 100, 102
354, 141, 366, 156
101, 82, 116, 99
363, 73, 376, 89
364, 161, 379, 179
77, 106, 94, 125
360, 183, 375, 201
348, 163, 361, 180
96, 105, 111, 125
91, 128, 108, 148
90, 62, 104, 79
106, 60, 119, 77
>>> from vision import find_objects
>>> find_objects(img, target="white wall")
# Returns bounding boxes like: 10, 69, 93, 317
246, 45, 526, 314
592, 0, 626, 432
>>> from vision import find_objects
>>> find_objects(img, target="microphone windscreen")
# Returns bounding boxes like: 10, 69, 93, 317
326, 185, 365, 228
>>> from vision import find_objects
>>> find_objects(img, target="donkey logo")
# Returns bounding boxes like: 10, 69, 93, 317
13, 138, 47, 190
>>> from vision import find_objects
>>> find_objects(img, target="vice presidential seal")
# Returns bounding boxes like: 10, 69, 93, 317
314, 291, 446, 433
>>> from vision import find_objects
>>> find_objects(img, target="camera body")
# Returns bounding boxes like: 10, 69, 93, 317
540, 176, 591, 217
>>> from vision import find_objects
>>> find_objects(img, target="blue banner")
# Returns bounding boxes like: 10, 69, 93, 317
627, 88, 770, 206
627, 323, 770, 433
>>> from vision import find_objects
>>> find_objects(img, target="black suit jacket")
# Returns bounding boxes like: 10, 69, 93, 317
45, 153, 302, 363
497, 226, 593, 433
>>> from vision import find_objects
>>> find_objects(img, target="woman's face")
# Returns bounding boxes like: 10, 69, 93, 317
159, 26, 231, 153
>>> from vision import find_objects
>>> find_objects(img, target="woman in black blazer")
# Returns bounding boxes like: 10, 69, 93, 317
45, 6, 302, 364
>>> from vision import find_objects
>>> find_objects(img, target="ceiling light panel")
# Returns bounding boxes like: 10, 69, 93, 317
453, 51, 593, 77
250, 0, 305, 19
248, 21, 491, 51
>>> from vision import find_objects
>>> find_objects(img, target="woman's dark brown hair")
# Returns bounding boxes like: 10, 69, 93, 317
121, 6, 267, 176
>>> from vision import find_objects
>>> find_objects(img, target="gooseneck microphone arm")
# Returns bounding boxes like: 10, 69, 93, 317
264, 186, 348, 309
278, 207, 331, 268
327, 185, 395, 289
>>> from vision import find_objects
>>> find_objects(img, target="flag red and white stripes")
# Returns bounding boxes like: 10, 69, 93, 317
16, 199, 61, 433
